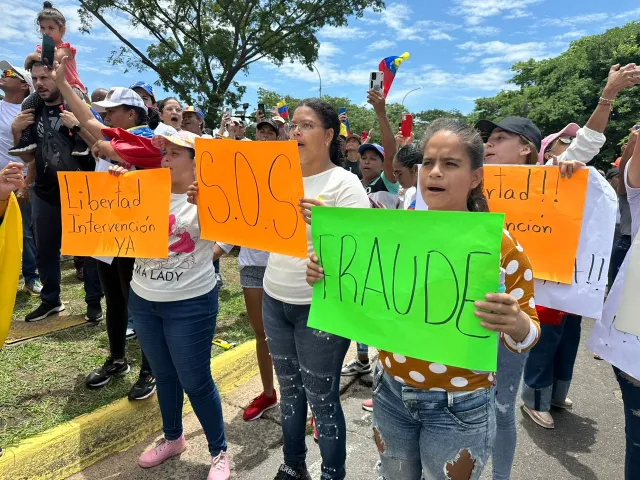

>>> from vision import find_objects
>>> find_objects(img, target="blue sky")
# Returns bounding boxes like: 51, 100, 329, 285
2, 0, 639, 115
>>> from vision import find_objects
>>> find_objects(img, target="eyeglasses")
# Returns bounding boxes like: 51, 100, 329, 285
289, 121, 317, 134
2, 69, 25, 82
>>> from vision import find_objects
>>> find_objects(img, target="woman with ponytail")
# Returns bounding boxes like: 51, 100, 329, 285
261, 99, 369, 480
306, 119, 540, 480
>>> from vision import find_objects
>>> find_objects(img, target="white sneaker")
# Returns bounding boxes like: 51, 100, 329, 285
341, 359, 372, 376
125, 328, 136, 340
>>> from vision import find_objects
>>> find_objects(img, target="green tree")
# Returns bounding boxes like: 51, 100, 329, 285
78, 0, 384, 126
469, 22, 640, 169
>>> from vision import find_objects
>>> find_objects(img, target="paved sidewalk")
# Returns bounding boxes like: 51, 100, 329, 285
69, 320, 625, 479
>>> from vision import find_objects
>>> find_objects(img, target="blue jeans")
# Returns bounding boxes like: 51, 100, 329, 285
19, 196, 39, 285
357, 343, 369, 356
372, 364, 496, 480
262, 293, 350, 480
493, 341, 527, 480
522, 315, 581, 412
129, 287, 226, 456
614, 367, 640, 480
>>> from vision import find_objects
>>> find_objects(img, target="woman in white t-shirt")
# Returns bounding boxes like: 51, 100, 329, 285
262, 99, 369, 480
107, 130, 230, 480
211, 119, 282, 423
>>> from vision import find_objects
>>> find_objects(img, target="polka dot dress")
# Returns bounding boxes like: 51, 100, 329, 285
380, 231, 540, 392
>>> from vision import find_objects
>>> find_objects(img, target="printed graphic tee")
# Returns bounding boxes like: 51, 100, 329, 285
131, 193, 216, 301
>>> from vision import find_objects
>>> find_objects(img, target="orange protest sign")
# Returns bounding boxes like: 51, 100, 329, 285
483, 165, 588, 284
58, 169, 171, 258
195, 138, 306, 258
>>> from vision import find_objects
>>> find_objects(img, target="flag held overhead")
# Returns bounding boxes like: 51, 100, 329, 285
277, 100, 289, 120
378, 52, 410, 97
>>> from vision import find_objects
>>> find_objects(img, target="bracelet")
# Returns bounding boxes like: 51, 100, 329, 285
92, 139, 103, 150
598, 96, 615, 105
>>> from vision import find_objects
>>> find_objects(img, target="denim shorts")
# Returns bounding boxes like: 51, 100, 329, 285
239, 265, 266, 288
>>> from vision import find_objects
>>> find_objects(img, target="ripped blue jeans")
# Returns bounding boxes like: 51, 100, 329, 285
372, 363, 496, 480
262, 293, 351, 480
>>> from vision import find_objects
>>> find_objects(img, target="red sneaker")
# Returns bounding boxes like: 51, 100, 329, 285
243, 391, 278, 421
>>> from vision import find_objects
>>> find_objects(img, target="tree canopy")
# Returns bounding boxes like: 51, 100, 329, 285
469, 22, 640, 168
78, 0, 384, 125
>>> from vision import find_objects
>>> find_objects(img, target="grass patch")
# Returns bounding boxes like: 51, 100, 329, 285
0, 252, 253, 449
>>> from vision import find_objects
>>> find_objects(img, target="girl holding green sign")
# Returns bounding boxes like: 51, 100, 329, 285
306, 119, 540, 480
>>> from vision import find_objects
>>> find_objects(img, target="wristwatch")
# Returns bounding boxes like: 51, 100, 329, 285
71, 124, 81, 134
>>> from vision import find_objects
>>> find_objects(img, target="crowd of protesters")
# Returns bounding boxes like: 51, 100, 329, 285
1, 2, 640, 480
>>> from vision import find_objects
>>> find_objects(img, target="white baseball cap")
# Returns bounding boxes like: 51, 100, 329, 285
0, 60, 34, 93
91, 87, 147, 113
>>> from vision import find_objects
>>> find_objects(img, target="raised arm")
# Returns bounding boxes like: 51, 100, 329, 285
588, 64, 640, 133
628, 129, 640, 190
367, 89, 397, 183
619, 128, 638, 195
51, 57, 104, 139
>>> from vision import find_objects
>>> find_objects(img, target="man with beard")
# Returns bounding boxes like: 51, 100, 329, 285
11, 62, 102, 322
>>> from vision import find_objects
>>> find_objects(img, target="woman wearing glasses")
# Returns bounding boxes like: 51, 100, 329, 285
154, 97, 182, 135
262, 99, 369, 480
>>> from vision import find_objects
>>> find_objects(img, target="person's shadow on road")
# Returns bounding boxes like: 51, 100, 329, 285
520, 408, 598, 480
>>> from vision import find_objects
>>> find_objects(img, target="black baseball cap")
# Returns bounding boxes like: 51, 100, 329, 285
256, 118, 279, 136
476, 116, 542, 152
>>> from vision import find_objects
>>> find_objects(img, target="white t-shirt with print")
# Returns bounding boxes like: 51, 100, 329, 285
0, 100, 25, 173
131, 193, 216, 302
263, 166, 370, 305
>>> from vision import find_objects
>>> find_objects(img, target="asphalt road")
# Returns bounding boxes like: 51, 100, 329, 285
70, 319, 626, 480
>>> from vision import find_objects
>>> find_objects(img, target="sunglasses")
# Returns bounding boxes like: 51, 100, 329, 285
2, 69, 25, 82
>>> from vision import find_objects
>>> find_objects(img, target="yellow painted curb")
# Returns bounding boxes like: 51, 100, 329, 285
0, 339, 258, 480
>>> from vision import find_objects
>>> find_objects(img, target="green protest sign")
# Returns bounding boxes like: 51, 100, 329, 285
307, 207, 505, 372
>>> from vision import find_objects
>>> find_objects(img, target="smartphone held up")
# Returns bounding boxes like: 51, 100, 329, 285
41, 34, 55, 67
370, 71, 384, 93
401, 113, 413, 138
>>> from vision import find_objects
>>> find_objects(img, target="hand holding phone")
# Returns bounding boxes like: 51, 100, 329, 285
401, 113, 413, 138
369, 71, 384, 93
258, 103, 265, 115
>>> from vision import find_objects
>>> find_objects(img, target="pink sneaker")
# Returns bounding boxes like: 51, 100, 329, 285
138, 435, 187, 468
362, 398, 373, 412
208, 451, 230, 479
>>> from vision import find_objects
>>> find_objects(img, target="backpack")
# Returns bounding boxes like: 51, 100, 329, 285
41, 107, 92, 172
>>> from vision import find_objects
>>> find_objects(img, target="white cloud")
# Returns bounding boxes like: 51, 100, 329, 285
466, 26, 500, 36
362, 2, 461, 42
554, 31, 586, 41
429, 31, 454, 41
318, 42, 343, 58
451, 0, 541, 25
386, 65, 516, 102
367, 40, 397, 52
319, 25, 371, 40
540, 13, 608, 27
458, 40, 551, 65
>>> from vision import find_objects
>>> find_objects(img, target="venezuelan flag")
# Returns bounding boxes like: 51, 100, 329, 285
378, 52, 410, 97
277, 100, 289, 120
